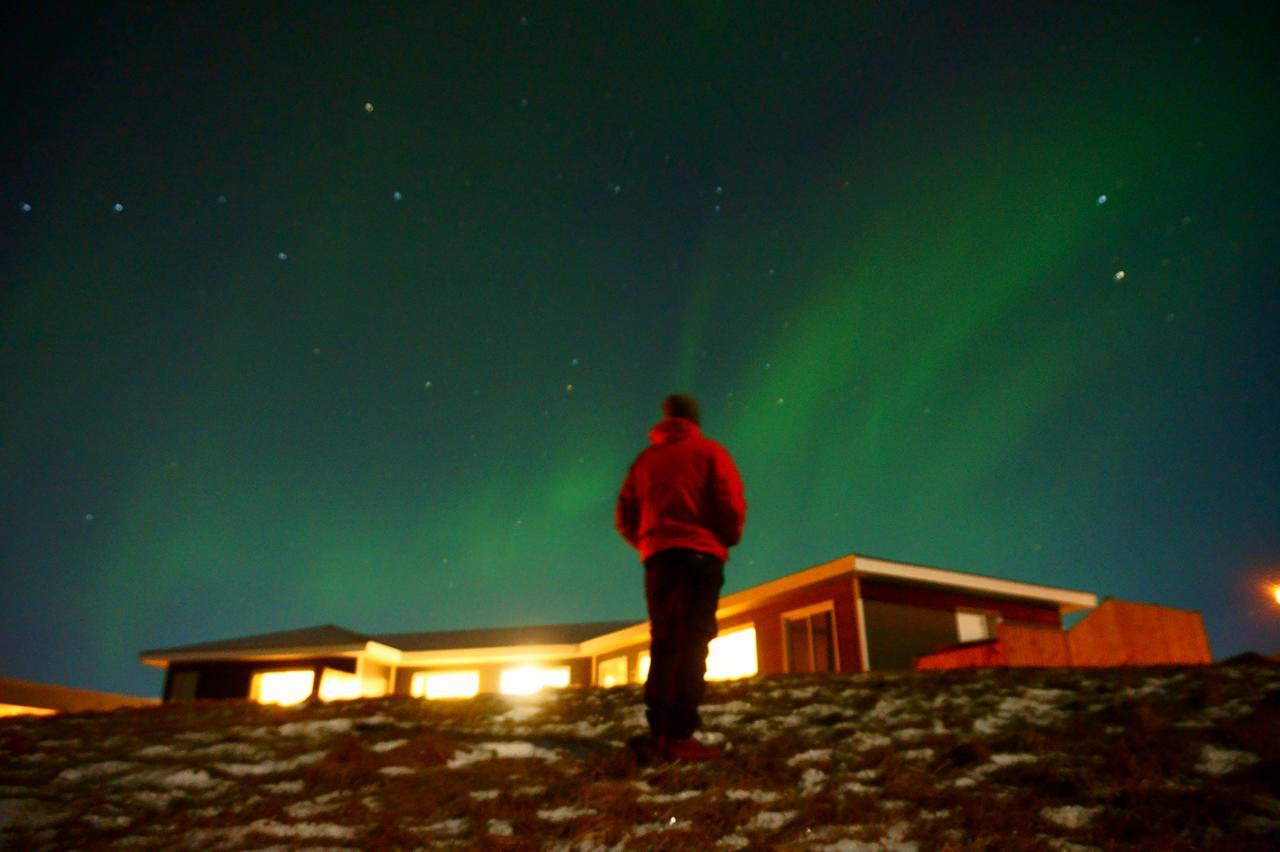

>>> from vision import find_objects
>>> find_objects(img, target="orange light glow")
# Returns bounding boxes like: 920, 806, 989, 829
1272, 584, 1280, 606
251, 670, 315, 706
706, 626, 759, 681
411, 671, 480, 700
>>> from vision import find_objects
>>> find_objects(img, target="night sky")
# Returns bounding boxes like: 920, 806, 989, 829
4, 2, 1277, 698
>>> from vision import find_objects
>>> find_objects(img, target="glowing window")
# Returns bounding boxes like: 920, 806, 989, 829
706, 626, 758, 681
411, 671, 480, 700
636, 652, 651, 683
251, 670, 315, 706
499, 665, 571, 696
318, 668, 362, 702
598, 656, 628, 688
0, 703, 56, 717
956, 610, 996, 642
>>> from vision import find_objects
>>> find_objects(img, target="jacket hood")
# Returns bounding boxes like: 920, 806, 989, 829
648, 417, 701, 445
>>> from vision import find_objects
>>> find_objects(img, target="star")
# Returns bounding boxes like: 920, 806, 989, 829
113, 203, 124, 213
392, 191, 403, 201
277, 252, 288, 261
20, 202, 32, 213
1096, 194, 1107, 206
364, 102, 374, 112
1114, 270, 1126, 281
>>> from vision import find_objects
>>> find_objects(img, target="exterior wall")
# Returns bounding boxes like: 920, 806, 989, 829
915, 639, 1005, 670
915, 599, 1212, 670
1000, 622, 1072, 666
594, 641, 651, 685
858, 578, 1062, 627
858, 577, 1063, 671
1069, 599, 1212, 666
164, 657, 357, 701
719, 572, 860, 675
393, 656, 592, 697
862, 599, 959, 670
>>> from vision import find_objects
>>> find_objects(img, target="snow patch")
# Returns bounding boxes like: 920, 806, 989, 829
788, 748, 833, 766
638, 789, 701, 803
277, 718, 354, 738
538, 806, 597, 822
448, 741, 560, 768
216, 750, 325, 777
725, 789, 780, 803
370, 738, 407, 753
56, 761, 138, 783
800, 768, 827, 796
1040, 805, 1102, 829
1196, 744, 1260, 776
246, 818, 357, 839
745, 810, 796, 831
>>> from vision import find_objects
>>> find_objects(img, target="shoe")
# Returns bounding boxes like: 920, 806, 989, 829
660, 736, 721, 762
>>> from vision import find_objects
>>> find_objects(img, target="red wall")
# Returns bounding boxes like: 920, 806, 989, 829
720, 573, 862, 674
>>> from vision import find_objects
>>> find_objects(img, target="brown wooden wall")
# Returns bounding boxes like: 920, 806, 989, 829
720, 572, 861, 675
1069, 599, 1212, 665
914, 598, 1212, 670
1000, 622, 1072, 666
915, 639, 1006, 670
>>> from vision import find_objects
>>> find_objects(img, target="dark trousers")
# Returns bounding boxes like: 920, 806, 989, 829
643, 548, 724, 740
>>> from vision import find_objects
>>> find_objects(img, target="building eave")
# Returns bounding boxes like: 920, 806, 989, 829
854, 555, 1098, 613
396, 643, 585, 667
138, 643, 368, 668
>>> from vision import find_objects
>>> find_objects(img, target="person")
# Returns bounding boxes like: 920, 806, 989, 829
616, 392, 747, 762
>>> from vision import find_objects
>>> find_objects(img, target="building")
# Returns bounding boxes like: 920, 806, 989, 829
138, 552, 1209, 705
0, 677, 158, 717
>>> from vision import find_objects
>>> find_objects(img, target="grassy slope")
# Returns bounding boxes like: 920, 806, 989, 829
2, 660, 1278, 850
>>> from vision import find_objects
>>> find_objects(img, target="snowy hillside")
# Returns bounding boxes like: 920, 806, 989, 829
2, 660, 1278, 850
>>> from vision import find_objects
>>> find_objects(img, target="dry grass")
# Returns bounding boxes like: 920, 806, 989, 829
2, 658, 1278, 849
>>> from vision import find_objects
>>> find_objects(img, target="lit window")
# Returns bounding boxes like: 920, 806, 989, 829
598, 656, 628, 688
499, 665, 571, 696
251, 670, 315, 706
956, 610, 995, 642
318, 668, 362, 702
411, 671, 480, 700
706, 627, 758, 681
0, 703, 56, 717
636, 652, 651, 683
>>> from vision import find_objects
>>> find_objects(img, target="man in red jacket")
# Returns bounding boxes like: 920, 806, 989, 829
616, 393, 747, 761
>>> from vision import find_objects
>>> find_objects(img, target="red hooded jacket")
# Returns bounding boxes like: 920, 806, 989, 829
615, 417, 747, 562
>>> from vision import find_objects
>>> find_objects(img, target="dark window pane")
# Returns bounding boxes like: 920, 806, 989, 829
786, 617, 812, 673
811, 611, 835, 672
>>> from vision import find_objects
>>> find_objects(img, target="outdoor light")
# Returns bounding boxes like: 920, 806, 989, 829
251, 670, 315, 706
317, 669, 362, 702
705, 627, 759, 681
413, 671, 480, 700
499, 665, 571, 696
